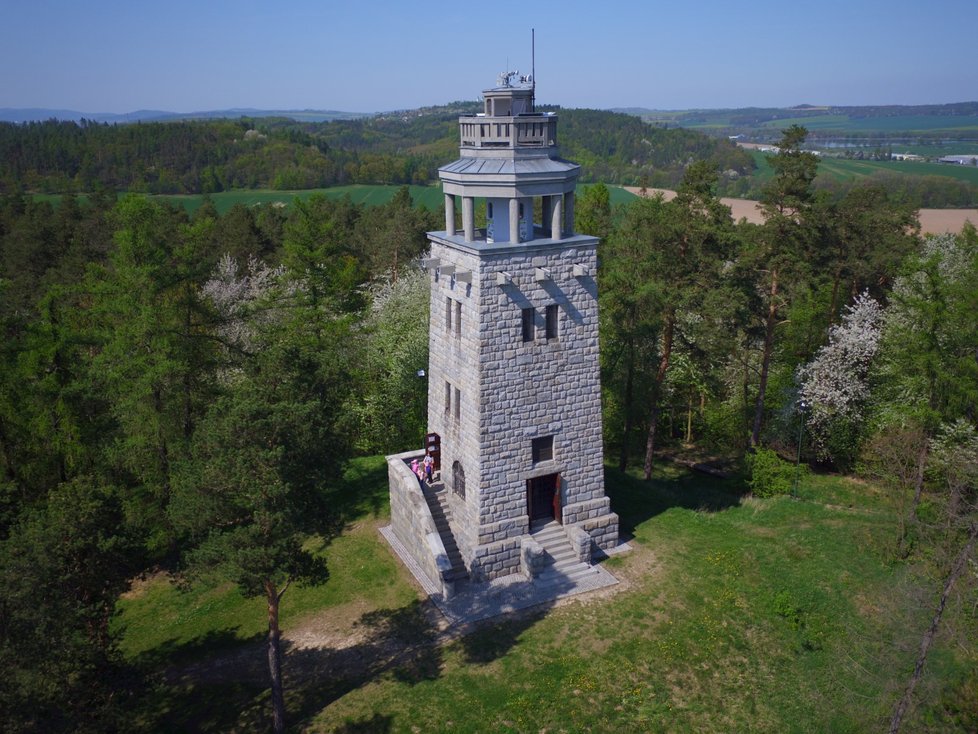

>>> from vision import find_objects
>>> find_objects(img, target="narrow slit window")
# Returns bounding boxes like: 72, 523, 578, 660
454, 387, 461, 422
452, 461, 465, 499
521, 307, 535, 343
545, 304, 559, 340
455, 301, 462, 338
444, 381, 451, 415
445, 296, 452, 332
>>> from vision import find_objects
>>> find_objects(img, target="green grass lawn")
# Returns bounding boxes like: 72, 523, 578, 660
115, 458, 976, 733
115, 457, 408, 663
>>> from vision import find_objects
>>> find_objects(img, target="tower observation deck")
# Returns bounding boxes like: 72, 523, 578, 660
437, 74, 581, 246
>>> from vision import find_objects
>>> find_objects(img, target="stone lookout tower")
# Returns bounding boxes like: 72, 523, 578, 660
387, 72, 618, 590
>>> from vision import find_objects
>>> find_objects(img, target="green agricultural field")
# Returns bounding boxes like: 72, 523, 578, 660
748, 149, 978, 190
760, 114, 853, 130
155, 184, 448, 215
898, 142, 978, 157
818, 156, 978, 185
761, 114, 978, 133
115, 456, 976, 733
34, 184, 638, 216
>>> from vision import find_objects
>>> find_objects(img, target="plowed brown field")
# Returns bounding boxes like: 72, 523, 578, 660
623, 187, 977, 234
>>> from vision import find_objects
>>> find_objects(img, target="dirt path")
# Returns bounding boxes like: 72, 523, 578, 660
622, 187, 978, 234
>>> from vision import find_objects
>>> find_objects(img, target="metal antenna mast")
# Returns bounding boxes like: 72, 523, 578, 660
531, 28, 536, 112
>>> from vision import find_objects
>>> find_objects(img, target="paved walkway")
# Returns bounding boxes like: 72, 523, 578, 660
380, 525, 629, 626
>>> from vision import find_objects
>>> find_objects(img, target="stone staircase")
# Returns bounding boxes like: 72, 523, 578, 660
530, 520, 601, 588
423, 486, 468, 583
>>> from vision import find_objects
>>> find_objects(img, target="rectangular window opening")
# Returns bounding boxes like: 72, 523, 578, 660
455, 301, 462, 338
532, 436, 554, 464
444, 381, 451, 415
445, 296, 452, 332
454, 387, 461, 422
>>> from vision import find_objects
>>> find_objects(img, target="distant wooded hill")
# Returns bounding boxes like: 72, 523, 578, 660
616, 102, 978, 140
0, 105, 754, 196
0, 107, 368, 124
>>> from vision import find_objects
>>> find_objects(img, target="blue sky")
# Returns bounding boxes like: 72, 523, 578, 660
2, 0, 975, 113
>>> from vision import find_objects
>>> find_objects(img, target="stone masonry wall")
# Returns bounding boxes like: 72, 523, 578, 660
426, 242, 484, 567
426, 233, 618, 580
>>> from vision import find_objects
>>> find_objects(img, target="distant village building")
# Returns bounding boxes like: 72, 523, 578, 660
386, 73, 619, 597
939, 154, 978, 165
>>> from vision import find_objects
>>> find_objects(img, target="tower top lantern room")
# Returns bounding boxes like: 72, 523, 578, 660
438, 71, 580, 246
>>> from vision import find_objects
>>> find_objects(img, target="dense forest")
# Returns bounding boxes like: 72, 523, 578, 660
0, 107, 754, 195
1, 128, 976, 732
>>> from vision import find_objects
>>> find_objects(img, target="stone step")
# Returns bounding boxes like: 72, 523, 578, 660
530, 522, 584, 571
533, 564, 600, 591
422, 490, 468, 580
545, 549, 578, 567
537, 532, 571, 546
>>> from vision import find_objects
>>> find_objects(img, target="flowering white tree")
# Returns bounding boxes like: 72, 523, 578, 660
797, 292, 883, 463
341, 264, 429, 453
201, 253, 288, 355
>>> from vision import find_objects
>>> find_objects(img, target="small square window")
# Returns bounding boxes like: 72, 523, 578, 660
545, 304, 559, 340
532, 436, 554, 464
521, 307, 535, 343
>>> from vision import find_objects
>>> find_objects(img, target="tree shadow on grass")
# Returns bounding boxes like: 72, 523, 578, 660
128, 627, 265, 671
285, 599, 444, 729
606, 462, 750, 540
456, 608, 549, 665
136, 598, 446, 732
330, 713, 394, 733
136, 588, 564, 731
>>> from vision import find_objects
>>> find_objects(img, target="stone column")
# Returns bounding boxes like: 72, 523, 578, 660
509, 198, 520, 244
564, 190, 575, 236
551, 195, 563, 241
445, 193, 456, 236
462, 196, 474, 242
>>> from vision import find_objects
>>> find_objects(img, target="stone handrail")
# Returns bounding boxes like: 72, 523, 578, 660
565, 524, 592, 565
386, 450, 456, 599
